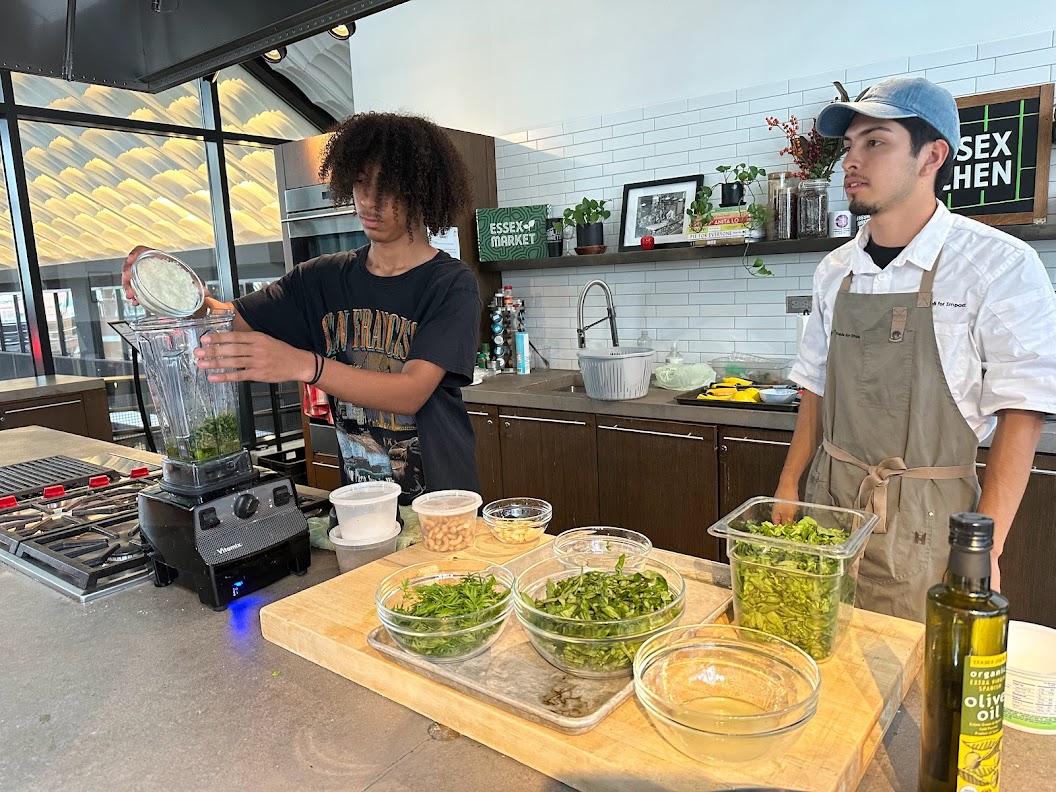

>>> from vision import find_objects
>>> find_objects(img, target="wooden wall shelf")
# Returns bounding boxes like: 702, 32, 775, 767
480, 222, 1056, 272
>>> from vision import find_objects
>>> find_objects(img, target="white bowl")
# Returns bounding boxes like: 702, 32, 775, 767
1007, 620, 1056, 734
329, 481, 402, 541
759, 388, 799, 405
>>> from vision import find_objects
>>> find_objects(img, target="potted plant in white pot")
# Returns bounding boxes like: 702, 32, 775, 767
563, 197, 611, 254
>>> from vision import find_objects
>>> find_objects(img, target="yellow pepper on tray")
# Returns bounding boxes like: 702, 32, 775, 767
697, 379, 762, 402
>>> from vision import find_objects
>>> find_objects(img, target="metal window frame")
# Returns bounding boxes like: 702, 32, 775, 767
0, 68, 325, 449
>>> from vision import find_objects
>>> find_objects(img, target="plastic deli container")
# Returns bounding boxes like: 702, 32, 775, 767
329, 480, 401, 541
708, 354, 792, 385
329, 524, 400, 574
130, 250, 206, 318
411, 490, 483, 552
708, 497, 879, 662
1006, 620, 1056, 734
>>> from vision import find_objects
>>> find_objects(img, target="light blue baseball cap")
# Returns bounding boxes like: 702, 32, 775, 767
816, 76, 960, 153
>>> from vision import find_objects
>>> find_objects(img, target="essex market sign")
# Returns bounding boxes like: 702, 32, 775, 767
944, 83, 1054, 226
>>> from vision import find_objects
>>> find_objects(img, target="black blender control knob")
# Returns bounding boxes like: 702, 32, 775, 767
233, 493, 260, 519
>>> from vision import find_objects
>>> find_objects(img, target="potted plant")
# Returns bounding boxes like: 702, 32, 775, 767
563, 197, 610, 251
686, 184, 715, 240
715, 165, 744, 208
726, 163, 772, 277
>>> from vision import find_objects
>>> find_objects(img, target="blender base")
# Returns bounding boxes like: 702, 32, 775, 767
138, 470, 311, 610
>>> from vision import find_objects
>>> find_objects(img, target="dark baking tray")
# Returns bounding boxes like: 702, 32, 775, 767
674, 386, 800, 412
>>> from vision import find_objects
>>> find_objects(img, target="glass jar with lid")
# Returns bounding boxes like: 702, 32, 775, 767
796, 179, 829, 239
767, 172, 799, 241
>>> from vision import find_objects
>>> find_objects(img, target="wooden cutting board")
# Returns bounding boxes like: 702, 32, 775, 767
261, 523, 924, 792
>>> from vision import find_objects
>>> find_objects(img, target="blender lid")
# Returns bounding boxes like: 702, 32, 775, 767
131, 250, 206, 318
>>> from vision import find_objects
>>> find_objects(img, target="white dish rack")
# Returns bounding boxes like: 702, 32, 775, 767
576, 347, 654, 400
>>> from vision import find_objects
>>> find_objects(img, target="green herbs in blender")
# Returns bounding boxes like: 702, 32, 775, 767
524, 555, 678, 673
165, 411, 241, 462
390, 573, 509, 658
729, 516, 851, 660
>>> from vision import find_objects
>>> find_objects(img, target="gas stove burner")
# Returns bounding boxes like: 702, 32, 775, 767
15, 521, 148, 590
0, 506, 78, 549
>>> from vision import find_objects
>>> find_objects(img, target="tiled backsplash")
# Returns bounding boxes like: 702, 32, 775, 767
495, 31, 1056, 370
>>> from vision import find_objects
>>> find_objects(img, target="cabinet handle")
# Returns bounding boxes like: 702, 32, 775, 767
281, 206, 361, 223
598, 424, 703, 441
3, 399, 82, 415
977, 461, 1056, 477
312, 461, 340, 470
486, 419, 493, 425
723, 436, 791, 448
467, 410, 490, 417
499, 414, 586, 426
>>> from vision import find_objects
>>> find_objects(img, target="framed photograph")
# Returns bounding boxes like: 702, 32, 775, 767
618, 175, 703, 252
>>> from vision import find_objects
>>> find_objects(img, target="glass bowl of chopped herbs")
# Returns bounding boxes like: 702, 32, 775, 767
551, 526, 652, 571
633, 624, 821, 764
707, 497, 879, 662
513, 554, 685, 678
376, 560, 515, 663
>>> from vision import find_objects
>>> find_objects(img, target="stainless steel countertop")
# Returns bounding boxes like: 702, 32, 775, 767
462, 369, 1056, 454
0, 375, 107, 406
0, 428, 1050, 792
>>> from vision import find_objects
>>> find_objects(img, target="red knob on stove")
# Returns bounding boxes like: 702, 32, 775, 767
0, 495, 17, 509
130, 467, 150, 479
88, 475, 111, 489
43, 486, 66, 499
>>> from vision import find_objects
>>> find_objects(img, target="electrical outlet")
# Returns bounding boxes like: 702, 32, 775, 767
786, 295, 812, 314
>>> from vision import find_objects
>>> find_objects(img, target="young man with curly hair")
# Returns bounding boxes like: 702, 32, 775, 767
123, 112, 482, 509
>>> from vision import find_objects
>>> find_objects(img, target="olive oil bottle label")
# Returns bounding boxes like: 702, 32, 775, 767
956, 652, 1006, 792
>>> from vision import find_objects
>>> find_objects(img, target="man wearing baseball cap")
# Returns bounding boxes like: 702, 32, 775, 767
775, 76, 1056, 621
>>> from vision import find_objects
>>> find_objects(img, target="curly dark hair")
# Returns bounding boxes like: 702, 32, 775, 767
319, 112, 473, 240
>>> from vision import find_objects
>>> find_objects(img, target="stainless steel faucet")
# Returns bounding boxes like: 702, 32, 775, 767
576, 279, 619, 349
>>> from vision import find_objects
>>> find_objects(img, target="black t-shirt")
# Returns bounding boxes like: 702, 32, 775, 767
234, 246, 482, 504
864, 237, 905, 270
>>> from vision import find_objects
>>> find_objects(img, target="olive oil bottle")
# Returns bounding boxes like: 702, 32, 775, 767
920, 514, 1009, 792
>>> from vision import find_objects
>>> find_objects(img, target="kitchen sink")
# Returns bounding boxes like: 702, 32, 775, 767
553, 384, 587, 393
527, 373, 587, 394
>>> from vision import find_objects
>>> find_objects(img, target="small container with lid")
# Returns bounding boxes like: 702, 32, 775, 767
130, 250, 206, 318
411, 489, 483, 552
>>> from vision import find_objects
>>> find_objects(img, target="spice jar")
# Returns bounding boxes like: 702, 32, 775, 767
767, 172, 799, 241
796, 179, 829, 239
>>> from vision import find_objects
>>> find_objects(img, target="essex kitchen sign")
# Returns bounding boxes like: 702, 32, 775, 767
944, 83, 1053, 226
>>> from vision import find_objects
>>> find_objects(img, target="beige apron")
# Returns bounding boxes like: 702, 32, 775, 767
804, 256, 979, 622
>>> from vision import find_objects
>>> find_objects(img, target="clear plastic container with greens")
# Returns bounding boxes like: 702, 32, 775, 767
707, 497, 879, 662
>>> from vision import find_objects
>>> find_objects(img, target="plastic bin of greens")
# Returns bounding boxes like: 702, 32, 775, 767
708, 354, 792, 385
707, 497, 878, 662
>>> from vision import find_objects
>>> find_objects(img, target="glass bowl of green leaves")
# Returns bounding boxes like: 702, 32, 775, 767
633, 624, 821, 764
513, 554, 685, 679
707, 497, 879, 662
551, 526, 652, 571
376, 559, 515, 663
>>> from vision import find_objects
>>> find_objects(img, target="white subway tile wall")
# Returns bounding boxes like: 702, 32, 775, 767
493, 31, 1056, 371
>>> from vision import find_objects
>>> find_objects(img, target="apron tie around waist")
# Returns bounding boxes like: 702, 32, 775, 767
821, 439, 975, 533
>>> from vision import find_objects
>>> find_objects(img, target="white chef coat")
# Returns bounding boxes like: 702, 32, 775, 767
790, 201, 1056, 440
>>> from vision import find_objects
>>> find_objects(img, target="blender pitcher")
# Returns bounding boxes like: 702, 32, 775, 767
132, 312, 252, 494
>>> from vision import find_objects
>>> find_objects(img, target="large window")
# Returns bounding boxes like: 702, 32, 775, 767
218, 66, 320, 139
0, 67, 323, 449
0, 157, 34, 379
12, 73, 203, 126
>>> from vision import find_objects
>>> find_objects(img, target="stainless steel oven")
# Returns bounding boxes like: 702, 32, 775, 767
281, 183, 369, 266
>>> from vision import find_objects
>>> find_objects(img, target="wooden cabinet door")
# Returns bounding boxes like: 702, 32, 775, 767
498, 407, 598, 533
977, 449, 1056, 628
717, 427, 795, 562
309, 452, 343, 492
596, 417, 719, 560
0, 396, 88, 436
467, 405, 503, 505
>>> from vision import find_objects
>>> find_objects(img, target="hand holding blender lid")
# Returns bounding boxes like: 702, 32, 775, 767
129, 250, 206, 318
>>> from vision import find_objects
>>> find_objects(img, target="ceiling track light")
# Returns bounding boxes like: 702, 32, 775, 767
262, 46, 287, 64
328, 22, 356, 40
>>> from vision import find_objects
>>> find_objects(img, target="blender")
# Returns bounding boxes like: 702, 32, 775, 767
133, 311, 310, 610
